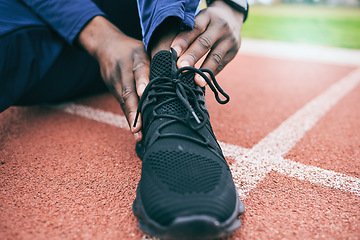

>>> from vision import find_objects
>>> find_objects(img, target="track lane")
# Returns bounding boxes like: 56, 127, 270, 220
1, 39, 360, 239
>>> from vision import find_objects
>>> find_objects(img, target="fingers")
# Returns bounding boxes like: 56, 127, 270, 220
172, 13, 222, 87
200, 38, 239, 76
133, 50, 150, 98
173, 11, 220, 70
171, 11, 210, 59
106, 62, 142, 142
171, 6, 242, 86
121, 65, 143, 141
173, 17, 233, 85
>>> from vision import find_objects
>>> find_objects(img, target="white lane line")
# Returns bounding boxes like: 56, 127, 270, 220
253, 67, 360, 156
274, 157, 360, 196
219, 142, 249, 158
51, 68, 360, 198
232, 154, 360, 198
52, 103, 250, 156
241, 38, 360, 67
53, 103, 129, 129
229, 67, 360, 197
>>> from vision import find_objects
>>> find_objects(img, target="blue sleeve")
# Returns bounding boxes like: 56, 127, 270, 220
136, 0, 200, 50
20, 0, 105, 45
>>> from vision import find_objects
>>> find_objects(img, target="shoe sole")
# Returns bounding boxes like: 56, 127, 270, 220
133, 188, 245, 239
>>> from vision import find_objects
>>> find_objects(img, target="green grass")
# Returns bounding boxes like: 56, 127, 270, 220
242, 4, 360, 49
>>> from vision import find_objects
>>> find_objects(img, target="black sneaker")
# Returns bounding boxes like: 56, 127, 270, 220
132, 49, 245, 239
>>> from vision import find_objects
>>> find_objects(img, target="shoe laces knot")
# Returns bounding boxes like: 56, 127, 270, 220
133, 67, 229, 130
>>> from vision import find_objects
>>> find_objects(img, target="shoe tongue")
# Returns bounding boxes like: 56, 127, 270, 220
147, 49, 196, 119
149, 50, 176, 80
180, 70, 196, 88
149, 49, 196, 88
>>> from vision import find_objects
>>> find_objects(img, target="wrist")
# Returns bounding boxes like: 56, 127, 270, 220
207, 0, 247, 22
77, 16, 125, 60
210, 1, 244, 22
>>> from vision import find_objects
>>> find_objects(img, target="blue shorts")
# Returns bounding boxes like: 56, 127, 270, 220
0, 0, 143, 112
0, 0, 199, 112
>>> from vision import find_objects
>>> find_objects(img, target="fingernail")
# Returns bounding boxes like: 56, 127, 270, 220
134, 132, 142, 142
137, 83, 146, 97
132, 122, 137, 132
195, 75, 206, 87
172, 45, 182, 55
132, 113, 141, 131
179, 60, 190, 68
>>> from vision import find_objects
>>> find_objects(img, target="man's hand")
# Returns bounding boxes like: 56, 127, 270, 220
78, 16, 149, 141
171, 1, 244, 86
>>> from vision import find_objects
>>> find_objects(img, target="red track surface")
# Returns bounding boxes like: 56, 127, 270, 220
1, 39, 359, 239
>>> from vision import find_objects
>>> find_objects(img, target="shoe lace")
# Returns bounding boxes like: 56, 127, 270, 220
133, 67, 229, 131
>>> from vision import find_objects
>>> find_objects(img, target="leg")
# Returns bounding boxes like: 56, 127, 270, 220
16, 0, 144, 105
132, 13, 244, 240
0, 26, 67, 112
15, 41, 105, 106
0, 0, 142, 112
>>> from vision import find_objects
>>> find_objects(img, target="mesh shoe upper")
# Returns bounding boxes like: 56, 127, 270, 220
134, 49, 237, 227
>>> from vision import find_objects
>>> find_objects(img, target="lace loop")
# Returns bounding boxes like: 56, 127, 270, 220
175, 67, 230, 104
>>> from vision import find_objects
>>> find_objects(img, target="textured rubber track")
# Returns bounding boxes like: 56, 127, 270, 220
1, 40, 360, 239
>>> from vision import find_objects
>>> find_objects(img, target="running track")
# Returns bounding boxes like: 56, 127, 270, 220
1, 39, 359, 239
